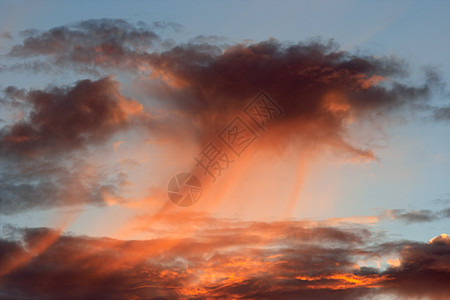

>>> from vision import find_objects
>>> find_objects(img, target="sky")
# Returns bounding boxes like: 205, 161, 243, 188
0, 0, 449, 299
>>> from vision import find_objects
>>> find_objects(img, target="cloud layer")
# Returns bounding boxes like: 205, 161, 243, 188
0, 216, 449, 299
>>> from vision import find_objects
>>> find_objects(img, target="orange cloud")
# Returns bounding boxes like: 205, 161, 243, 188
1, 221, 449, 299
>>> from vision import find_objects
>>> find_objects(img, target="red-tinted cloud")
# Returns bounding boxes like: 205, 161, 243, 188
0, 217, 448, 299
140, 39, 435, 161
1, 77, 142, 157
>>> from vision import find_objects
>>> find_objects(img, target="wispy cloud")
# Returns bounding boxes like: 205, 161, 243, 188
383, 207, 450, 224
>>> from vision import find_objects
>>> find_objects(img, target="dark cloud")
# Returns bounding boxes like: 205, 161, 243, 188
438, 207, 450, 218
9, 19, 160, 72
0, 85, 28, 108
0, 218, 448, 299
150, 20, 184, 32
0, 77, 142, 158
384, 207, 450, 224
141, 38, 434, 159
3, 85, 27, 100
188, 34, 230, 45
0, 60, 55, 74
0, 160, 129, 215
381, 236, 450, 299
433, 105, 450, 121
386, 209, 436, 224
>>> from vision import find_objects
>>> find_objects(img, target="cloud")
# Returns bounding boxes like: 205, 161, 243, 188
150, 20, 184, 32
433, 105, 450, 121
0, 60, 55, 75
383, 207, 450, 224
429, 233, 450, 245
0, 77, 145, 215
0, 77, 143, 158
0, 218, 448, 299
8, 19, 160, 72
385, 209, 436, 224
380, 234, 450, 299
0, 32, 12, 40
439, 208, 450, 218
0, 160, 130, 215
140, 38, 435, 161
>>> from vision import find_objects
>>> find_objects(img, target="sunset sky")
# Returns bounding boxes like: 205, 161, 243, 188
0, 1, 449, 299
